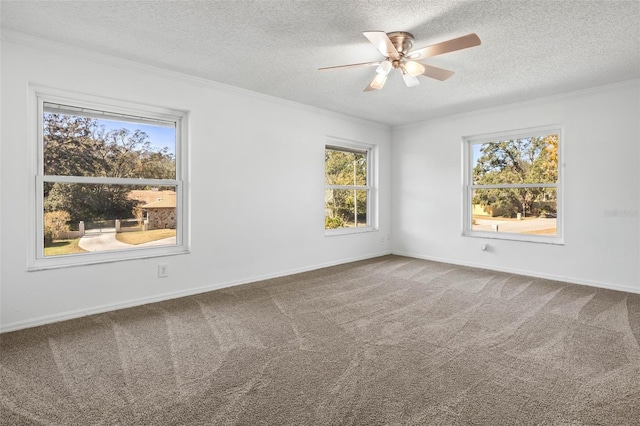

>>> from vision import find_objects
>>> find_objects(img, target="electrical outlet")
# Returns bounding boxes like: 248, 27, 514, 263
158, 264, 169, 278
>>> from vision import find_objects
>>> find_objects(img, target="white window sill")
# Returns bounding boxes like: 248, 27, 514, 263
28, 247, 190, 271
463, 230, 564, 245
325, 227, 377, 237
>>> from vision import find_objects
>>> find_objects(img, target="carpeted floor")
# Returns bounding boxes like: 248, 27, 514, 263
1, 255, 639, 425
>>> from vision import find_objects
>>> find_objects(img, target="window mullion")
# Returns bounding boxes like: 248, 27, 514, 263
43, 175, 179, 186
470, 183, 557, 189
327, 184, 371, 190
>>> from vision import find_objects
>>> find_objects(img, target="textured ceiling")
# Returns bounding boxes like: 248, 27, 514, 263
1, 0, 639, 126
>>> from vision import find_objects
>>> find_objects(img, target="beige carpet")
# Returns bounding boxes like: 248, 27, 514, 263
2, 255, 639, 425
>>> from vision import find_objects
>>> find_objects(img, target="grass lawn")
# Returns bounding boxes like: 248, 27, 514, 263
116, 229, 176, 245
44, 238, 86, 256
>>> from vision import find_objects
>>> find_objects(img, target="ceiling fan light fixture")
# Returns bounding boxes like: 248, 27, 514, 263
403, 60, 425, 77
376, 60, 392, 75
370, 73, 388, 90
401, 68, 420, 87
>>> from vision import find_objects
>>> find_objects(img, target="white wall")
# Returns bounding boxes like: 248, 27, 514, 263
0, 36, 392, 331
392, 80, 640, 293
2, 34, 638, 333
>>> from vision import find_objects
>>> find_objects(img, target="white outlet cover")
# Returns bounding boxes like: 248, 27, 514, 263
158, 264, 169, 278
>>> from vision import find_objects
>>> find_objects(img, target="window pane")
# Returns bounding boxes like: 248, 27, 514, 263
325, 148, 367, 186
43, 108, 176, 179
325, 189, 368, 229
471, 188, 557, 236
44, 183, 177, 257
472, 134, 558, 185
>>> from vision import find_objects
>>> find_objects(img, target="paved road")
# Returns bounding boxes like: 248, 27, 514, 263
473, 217, 556, 233
78, 229, 176, 252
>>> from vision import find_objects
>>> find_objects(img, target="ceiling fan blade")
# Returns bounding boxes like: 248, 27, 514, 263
364, 73, 387, 92
318, 61, 381, 72
420, 63, 455, 81
407, 33, 481, 60
363, 31, 400, 59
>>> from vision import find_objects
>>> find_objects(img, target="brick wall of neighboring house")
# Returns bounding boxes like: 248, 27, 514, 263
140, 191, 177, 230
147, 208, 176, 230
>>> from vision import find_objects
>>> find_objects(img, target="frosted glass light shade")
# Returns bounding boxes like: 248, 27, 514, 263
371, 73, 388, 89
402, 71, 420, 87
403, 60, 425, 77
376, 60, 392, 75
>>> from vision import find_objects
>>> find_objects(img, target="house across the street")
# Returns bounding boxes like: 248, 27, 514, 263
128, 190, 177, 230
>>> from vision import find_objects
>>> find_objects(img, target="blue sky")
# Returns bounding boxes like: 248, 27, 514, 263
472, 143, 482, 167
96, 118, 176, 155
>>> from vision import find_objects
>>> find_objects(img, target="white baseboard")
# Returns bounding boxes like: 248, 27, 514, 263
0, 251, 392, 333
12, 249, 633, 333
392, 250, 640, 295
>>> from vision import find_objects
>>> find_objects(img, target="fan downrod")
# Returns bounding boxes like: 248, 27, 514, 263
386, 31, 415, 56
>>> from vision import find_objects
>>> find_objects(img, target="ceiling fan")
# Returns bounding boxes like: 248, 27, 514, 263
319, 31, 481, 91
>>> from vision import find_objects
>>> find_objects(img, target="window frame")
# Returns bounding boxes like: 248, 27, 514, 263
324, 137, 377, 236
28, 86, 190, 270
462, 125, 563, 244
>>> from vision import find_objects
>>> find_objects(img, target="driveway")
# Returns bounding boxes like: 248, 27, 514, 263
78, 229, 131, 252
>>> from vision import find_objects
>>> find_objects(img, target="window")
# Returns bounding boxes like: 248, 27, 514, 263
463, 126, 562, 243
325, 139, 376, 234
29, 88, 189, 269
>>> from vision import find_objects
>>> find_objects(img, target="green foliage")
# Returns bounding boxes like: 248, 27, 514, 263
44, 210, 71, 243
45, 182, 135, 223
43, 114, 104, 178
43, 112, 175, 222
325, 149, 367, 225
136, 149, 176, 180
472, 135, 558, 217
325, 216, 344, 229
325, 150, 366, 185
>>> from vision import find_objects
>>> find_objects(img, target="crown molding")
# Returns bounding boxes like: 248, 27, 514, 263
1, 29, 390, 130
395, 78, 640, 130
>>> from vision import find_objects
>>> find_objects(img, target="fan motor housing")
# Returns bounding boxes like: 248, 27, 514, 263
387, 31, 415, 55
